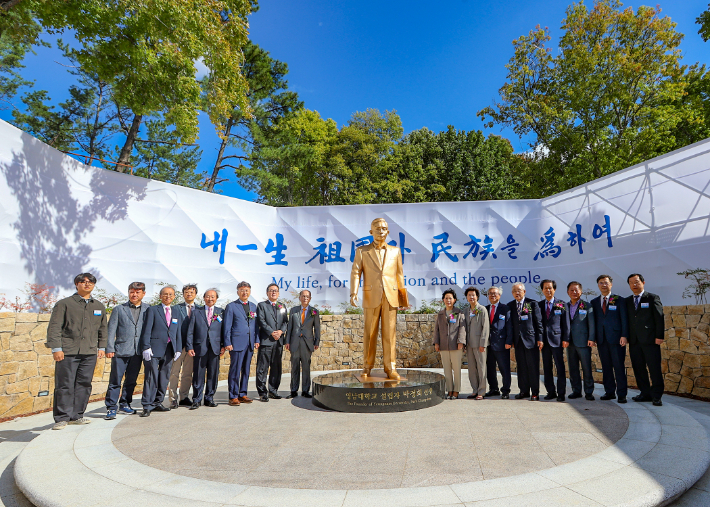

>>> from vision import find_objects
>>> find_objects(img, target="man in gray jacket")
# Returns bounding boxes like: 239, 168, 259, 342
46, 273, 107, 430
104, 282, 149, 419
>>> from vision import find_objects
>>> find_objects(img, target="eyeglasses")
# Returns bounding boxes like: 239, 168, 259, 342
78, 280, 95, 285
267, 289, 279, 293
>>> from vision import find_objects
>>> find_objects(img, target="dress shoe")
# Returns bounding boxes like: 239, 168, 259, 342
387, 370, 401, 380
286, 392, 298, 399
618, 397, 627, 404
268, 392, 282, 400
179, 397, 192, 407
531, 395, 539, 401
585, 394, 595, 401
544, 393, 557, 400
238, 396, 253, 404
652, 398, 663, 406
204, 400, 217, 407
600, 393, 616, 400
228, 398, 241, 406
170, 400, 178, 409
568, 392, 582, 399
557, 395, 566, 402
361, 369, 371, 377
259, 395, 269, 402
632, 394, 652, 402
190, 401, 200, 410
485, 390, 501, 397
139, 409, 150, 417
154, 405, 171, 412
501, 393, 510, 399
302, 392, 313, 398
514, 393, 529, 400
466, 394, 477, 399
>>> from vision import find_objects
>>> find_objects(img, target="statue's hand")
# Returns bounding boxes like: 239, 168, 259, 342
350, 294, 358, 307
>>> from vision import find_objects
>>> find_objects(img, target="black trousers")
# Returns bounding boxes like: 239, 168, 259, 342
256, 340, 283, 396
629, 342, 664, 399
568, 343, 594, 395
486, 347, 511, 394
105, 354, 143, 410
192, 348, 220, 403
597, 340, 628, 397
53, 354, 97, 422
541, 344, 566, 396
514, 341, 540, 396
290, 341, 312, 394
141, 343, 174, 410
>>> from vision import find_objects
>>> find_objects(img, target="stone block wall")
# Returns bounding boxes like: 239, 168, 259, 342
1, 305, 709, 419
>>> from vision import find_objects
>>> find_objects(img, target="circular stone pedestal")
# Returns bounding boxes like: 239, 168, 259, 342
312, 369, 445, 412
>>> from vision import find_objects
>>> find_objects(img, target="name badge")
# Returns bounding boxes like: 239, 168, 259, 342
449, 318, 457, 324
93, 310, 102, 316
172, 318, 178, 324
521, 315, 528, 321
216, 315, 222, 322
641, 303, 649, 308
579, 310, 587, 315
499, 315, 505, 320
554, 310, 562, 315
609, 305, 617, 311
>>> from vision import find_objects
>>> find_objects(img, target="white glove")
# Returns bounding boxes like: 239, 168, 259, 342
173, 351, 181, 361
142, 348, 153, 361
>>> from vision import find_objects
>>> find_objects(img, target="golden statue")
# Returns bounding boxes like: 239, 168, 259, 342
350, 218, 408, 380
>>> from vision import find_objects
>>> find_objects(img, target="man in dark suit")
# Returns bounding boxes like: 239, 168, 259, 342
139, 286, 183, 417
169, 283, 197, 409
626, 273, 665, 406
484, 286, 512, 399
506, 283, 543, 401
223, 281, 260, 406
186, 288, 224, 409
566, 281, 596, 401
538, 279, 569, 402
285, 290, 321, 398
256, 283, 289, 402
592, 275, 629, 403
105, 281, 149, 419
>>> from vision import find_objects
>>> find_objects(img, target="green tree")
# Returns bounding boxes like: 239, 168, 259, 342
243, 108, 338, 206
132, 118, 205, 189
376, 127, 527, 203
478, 0, 695, 195
205, 41, 302, 192
698, 3, 710, 42
1, 0, 257, 169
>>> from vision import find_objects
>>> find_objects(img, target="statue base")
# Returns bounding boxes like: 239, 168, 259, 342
312, 369, 446, 413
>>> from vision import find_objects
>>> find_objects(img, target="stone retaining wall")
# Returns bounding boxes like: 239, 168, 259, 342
1, 304, 708, 419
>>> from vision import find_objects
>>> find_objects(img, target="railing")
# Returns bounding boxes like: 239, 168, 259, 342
60, 151, 134, 174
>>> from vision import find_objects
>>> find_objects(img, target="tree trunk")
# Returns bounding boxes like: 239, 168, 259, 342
205, 117, 234, 192
116, 114, 143, 172
1, 0, 25, 12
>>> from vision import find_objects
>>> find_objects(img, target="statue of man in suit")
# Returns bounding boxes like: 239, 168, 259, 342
350, 218, 407, 380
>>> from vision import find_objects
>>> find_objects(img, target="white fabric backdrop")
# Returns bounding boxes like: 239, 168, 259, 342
1, 119, 709, 308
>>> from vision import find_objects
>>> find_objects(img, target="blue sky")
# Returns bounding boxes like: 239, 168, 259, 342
2, 0, 709, 200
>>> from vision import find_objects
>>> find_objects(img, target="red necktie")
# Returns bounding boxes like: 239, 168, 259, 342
490, 305, 495, 325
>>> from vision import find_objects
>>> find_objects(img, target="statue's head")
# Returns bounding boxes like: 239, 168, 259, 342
370, 218, 389, 242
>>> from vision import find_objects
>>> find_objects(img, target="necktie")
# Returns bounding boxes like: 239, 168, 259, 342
207, 306, 213, 327
165, 305, 171, 326
490, 305, 495, 325
187, 304, 192, 318
301, 307, 306, 324
634, 295, 640, 309
517, 302, 522, 315
603, 297, 608, 314
546, 301, 551, 318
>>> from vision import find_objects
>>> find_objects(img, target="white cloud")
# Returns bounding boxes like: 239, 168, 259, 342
195, 57, 210, 79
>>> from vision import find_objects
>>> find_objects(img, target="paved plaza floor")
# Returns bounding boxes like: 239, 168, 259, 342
3, 370, 710, 506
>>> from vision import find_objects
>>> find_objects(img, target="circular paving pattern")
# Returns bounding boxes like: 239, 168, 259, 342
112, 388, 628, 489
